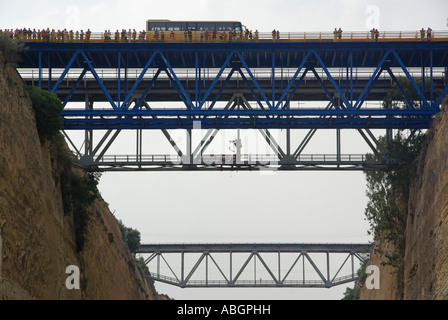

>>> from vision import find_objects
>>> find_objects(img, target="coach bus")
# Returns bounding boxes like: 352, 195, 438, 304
146, 19, 245, 33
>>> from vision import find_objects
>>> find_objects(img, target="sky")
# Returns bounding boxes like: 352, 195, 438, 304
2, 0, 448, 301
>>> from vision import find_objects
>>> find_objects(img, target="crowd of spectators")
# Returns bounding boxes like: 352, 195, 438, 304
0, 27, 438, 43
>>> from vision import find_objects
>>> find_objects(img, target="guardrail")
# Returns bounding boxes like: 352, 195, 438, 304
4, 29, 448, 43
148, 273, 357, 287
17, 66, 446, 83
86, 154, 376, 164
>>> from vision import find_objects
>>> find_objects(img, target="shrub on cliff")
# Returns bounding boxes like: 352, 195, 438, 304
61, 170, 101, 253
117, 219, 141, 254
0, 34, 26, 66
24, 86, 63, 143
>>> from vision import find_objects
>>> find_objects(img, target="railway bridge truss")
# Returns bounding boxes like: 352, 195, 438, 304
16, 33, 448, 171
136, 243, 372, 288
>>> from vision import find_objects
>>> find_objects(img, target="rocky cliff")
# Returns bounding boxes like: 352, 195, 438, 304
0, 52, 157, 299
359, 103, 448, 300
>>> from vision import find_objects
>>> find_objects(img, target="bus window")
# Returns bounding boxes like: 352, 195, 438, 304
197, 22, 215, 31
234, 23, 242, 33
217, 22, 232, 31
166, 22, 182, 31
186, 22, 199, 30
148, 22, 167, 31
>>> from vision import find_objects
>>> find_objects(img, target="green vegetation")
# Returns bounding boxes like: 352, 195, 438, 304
24, 86, 63, 143
364, 131, 424, 297
117, 219, 141, 254
341, 262, 368, 300
343, 77, 434, 299
0, 34, 26, 66
359, 77, 430, 298
61, 170, 102, 252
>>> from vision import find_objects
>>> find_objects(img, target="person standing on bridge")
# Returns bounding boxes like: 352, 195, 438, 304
427, 27, 432, 41
420, 28, 426, 41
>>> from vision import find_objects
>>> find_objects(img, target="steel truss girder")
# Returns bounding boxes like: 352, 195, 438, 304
19, 41, 448, 171
70, 94, 392, 172
136, 243, 372, 288
20, 43, 448, 131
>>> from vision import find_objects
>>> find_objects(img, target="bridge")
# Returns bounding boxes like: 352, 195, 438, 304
15, 29, 448, 171
136, 243, 372, 288
10, 29, 448, 290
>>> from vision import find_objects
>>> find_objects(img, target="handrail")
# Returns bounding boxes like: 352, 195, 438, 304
148, 273, 358, 287
17, 66, 446, 82
87, 153, 377, 164
3, 28, 448, 44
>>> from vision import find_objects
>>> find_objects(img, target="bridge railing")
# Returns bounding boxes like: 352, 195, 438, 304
148, 272, 358, 288
6, 29, 448, 43
85, 154, 378, 165
18, 66, 447, 83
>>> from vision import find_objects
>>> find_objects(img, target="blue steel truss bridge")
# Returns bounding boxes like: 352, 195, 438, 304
15, 29, 448, 171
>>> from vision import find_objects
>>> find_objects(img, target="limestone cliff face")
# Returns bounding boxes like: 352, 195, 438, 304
0, 53, 157, 299
402, 106, 448, 300
359, 104, 448, 300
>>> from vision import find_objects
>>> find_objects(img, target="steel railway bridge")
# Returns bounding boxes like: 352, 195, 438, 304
136, 243, 371, 288
13, 29, 448, 288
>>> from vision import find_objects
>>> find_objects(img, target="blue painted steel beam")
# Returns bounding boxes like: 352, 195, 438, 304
120, 51, 158, 109
312, 50, 351, 109
159, 51, 194, 109
51, 51, 80, 93
207, 68, 236, 110
80, 51, 118, 110
354, 50, 390, 109
62, 68, 88, 108
20, 40, 448, 132
309, 68, 340, 109
134, 68, 162, 110
198, 51, 234, 109
392, 49, 431, 109
275, 51, 311, 109
385, 67, 417, 109
236, 51, 272, 109
20, 41, 448, 68
236, 69, 267, 110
